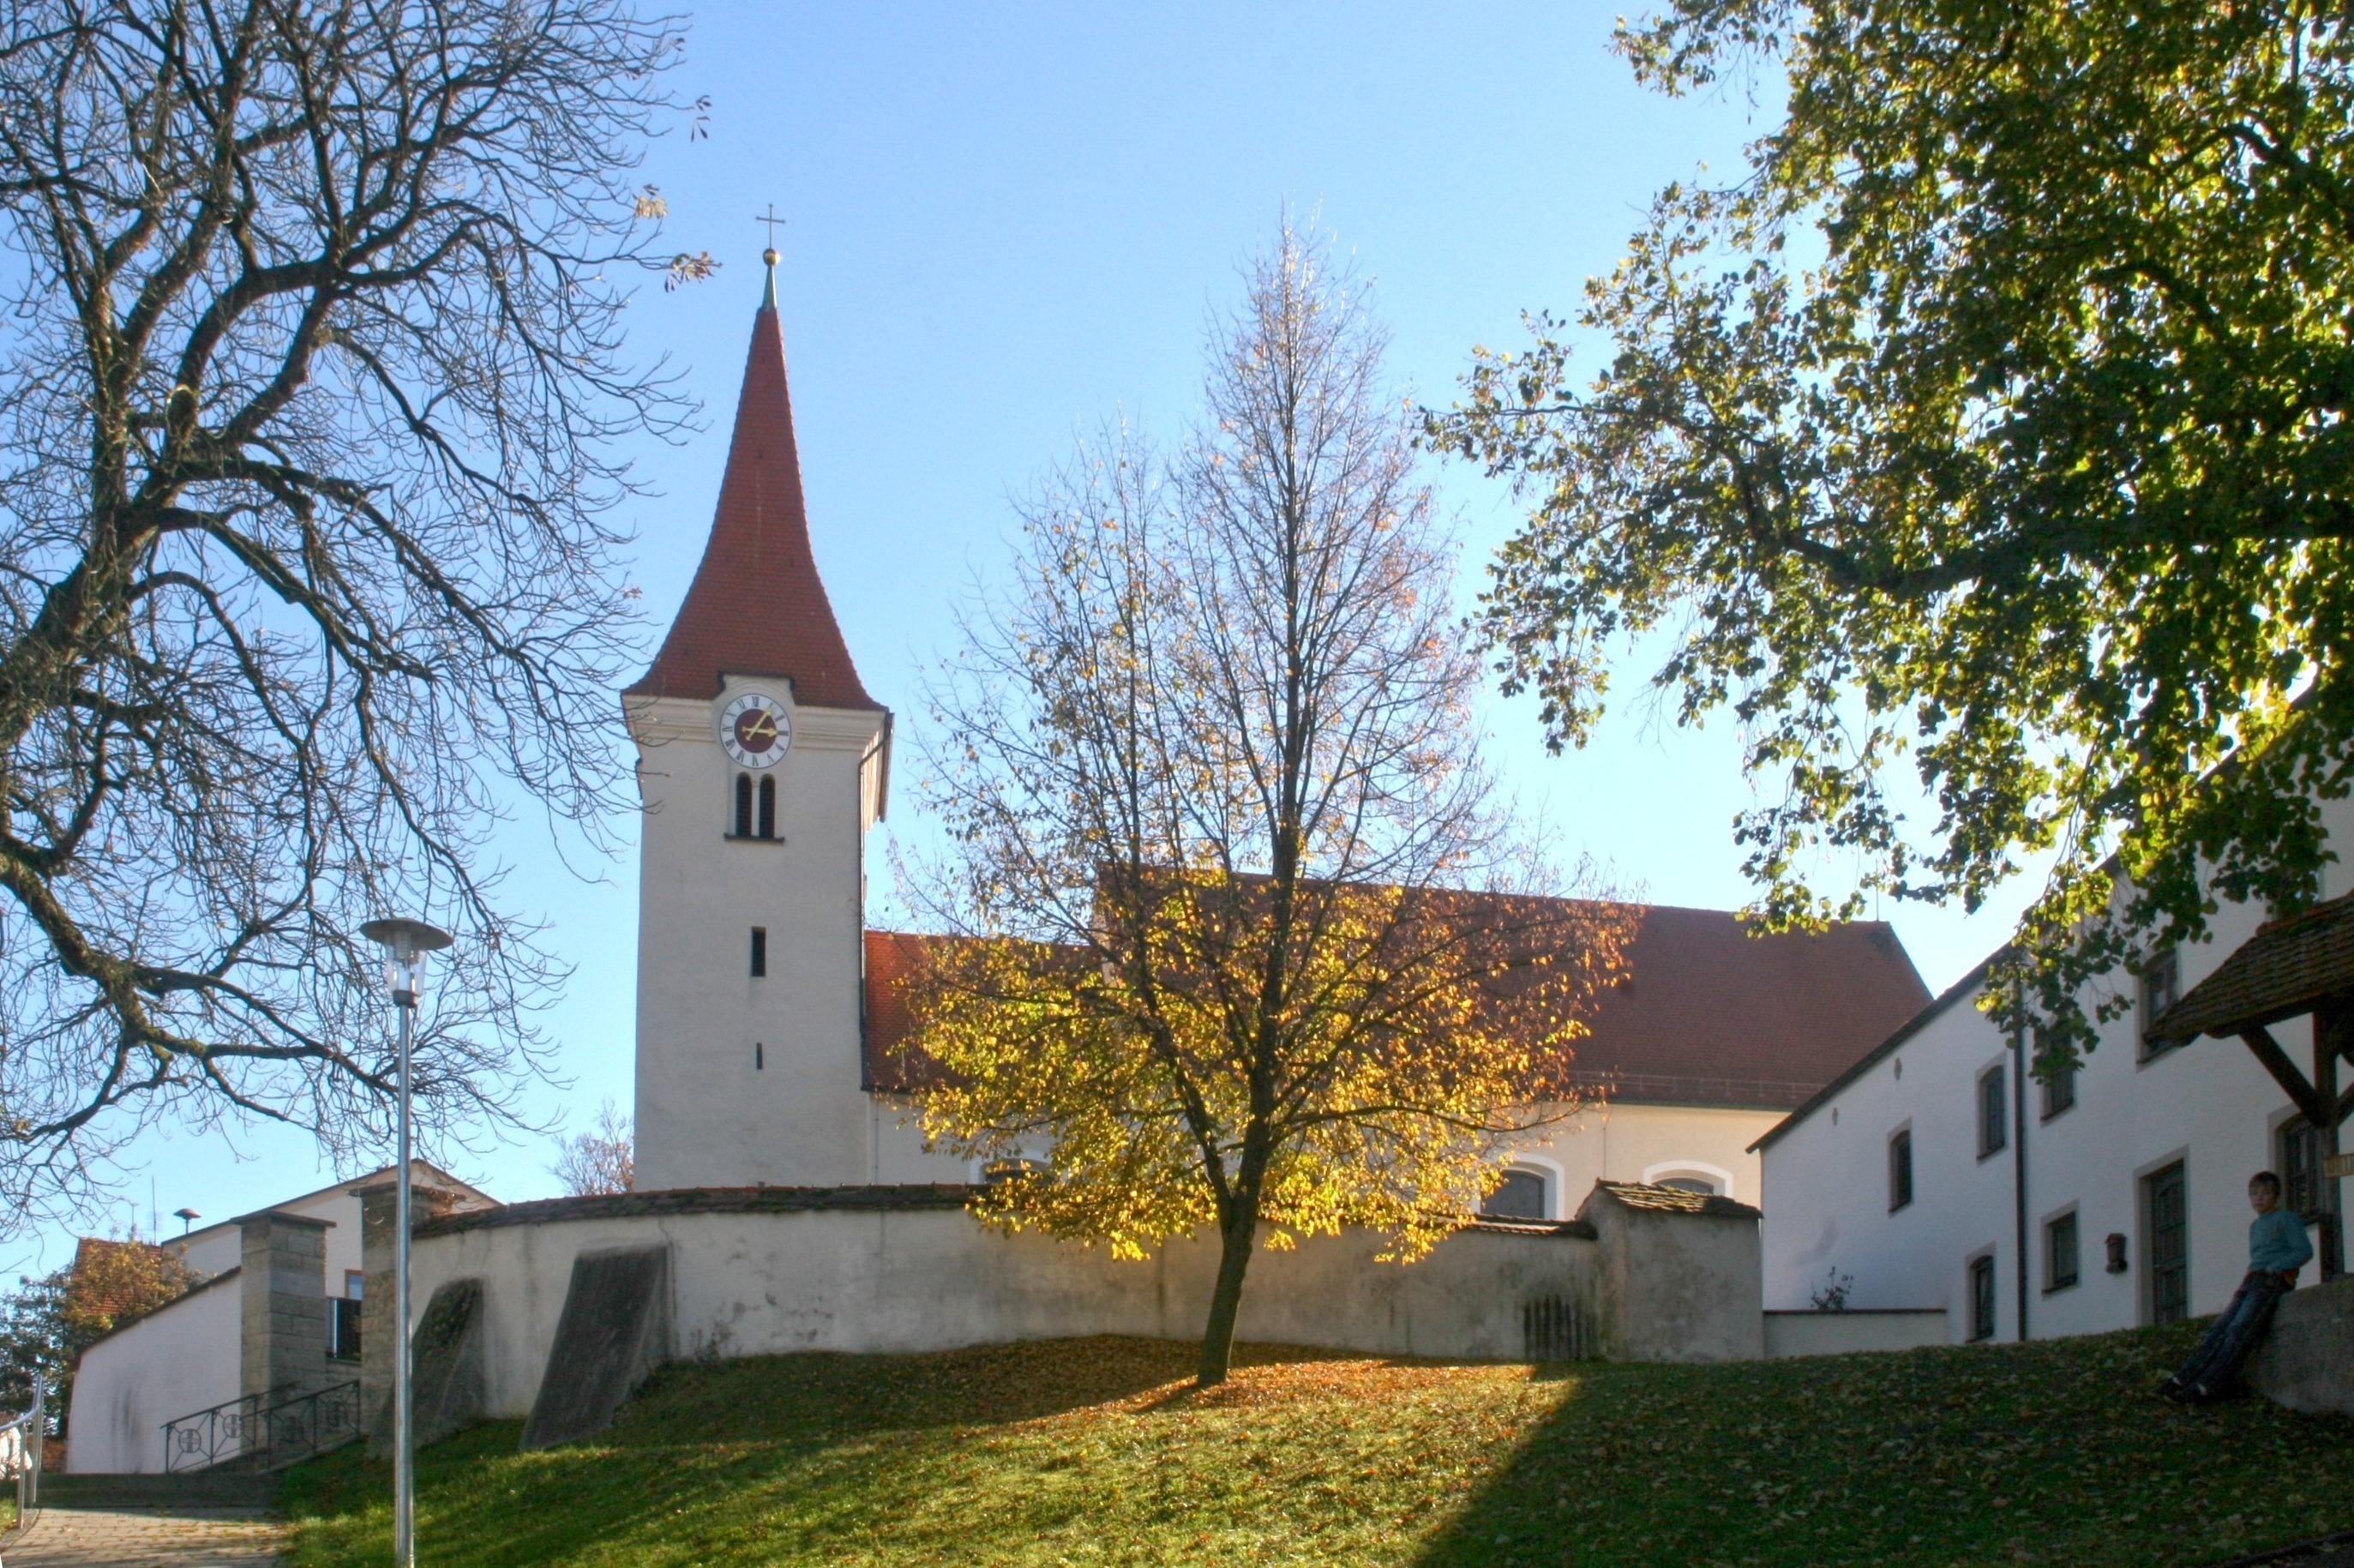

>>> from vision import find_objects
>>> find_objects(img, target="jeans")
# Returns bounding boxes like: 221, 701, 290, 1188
2171, 1270, 2295, 1396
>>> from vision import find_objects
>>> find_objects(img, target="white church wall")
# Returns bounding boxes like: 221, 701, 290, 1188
631, 687, 892, 1191
65, 1271, 240, 1474
390, 1199, 1721, 1419
1511, 1101, 1782, 1215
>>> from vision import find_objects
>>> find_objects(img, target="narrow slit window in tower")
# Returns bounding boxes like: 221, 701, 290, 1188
754, 1041, 764, 1071
734, 773, 753, 838
757, 774, 778, 839
750, 926, 767, 977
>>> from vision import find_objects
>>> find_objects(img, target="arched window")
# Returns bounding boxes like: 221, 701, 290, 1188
1481, 1168, 1549, 1221
733, 773, 753, 838
757, 774, 777, 839
1655, 1175, 1720, 1196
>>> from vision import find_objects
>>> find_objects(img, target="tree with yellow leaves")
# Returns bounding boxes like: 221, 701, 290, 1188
910, 223, 1630, 1385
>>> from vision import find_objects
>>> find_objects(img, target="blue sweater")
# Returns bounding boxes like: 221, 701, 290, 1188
2249, 1209, 2314, 1274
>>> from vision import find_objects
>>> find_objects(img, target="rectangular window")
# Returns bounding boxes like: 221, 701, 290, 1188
329, 1296, 363, 1362
2040, 1061, 2075, 1120
1978, 1065, 2008, 1158
2279, 1118, 2335, 1223
750, 927, 768, 978
2140, 946, 2182, 1055
2045, 1211, 2080, 1294
344, 1269, 364, 1301
2146, 1160, 2189, 1325
757, 774, 778, 839
1889, 1127, 1914, 1212
734, 773, 754, 838
1969, 1254, 1997, 1342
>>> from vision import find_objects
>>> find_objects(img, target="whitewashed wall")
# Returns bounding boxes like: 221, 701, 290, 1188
630, 688, 969, 1193
1512, 1101, 1781, 1214
381, 1185, 1762, 1422
65, 1273, 240, 1474
1760, 795, 2354, 1340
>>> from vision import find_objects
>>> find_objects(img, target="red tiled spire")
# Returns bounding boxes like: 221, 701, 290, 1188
628, 262, 880, 709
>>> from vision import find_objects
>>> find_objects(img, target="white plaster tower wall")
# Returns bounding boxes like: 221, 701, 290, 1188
629, 684, 886, 1189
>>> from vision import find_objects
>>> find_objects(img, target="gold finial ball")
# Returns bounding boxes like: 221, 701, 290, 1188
763, 247, 779, 266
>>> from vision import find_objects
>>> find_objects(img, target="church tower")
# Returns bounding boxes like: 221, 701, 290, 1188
626, 253, 894, 1191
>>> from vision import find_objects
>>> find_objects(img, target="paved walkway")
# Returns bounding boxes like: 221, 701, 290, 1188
0, 1507, 283, 1567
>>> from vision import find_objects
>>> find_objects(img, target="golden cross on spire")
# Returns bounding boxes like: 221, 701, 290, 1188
754, 204, 787, 259
754, 205, 785, 309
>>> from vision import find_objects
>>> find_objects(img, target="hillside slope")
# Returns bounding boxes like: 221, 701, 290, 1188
280, 1326, 2354, 1567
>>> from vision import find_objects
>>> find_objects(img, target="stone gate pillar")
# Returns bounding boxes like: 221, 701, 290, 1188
357, 1176, 465, 1451
237, 1210, 333, 1403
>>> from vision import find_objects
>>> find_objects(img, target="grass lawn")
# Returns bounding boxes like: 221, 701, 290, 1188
279, 1324, 2354, 1568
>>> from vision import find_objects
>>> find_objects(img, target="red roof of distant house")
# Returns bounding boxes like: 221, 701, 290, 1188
628, 279, 880, 709
862, 901, 1929, 1109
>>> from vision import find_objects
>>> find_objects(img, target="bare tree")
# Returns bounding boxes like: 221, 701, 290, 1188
0, 0, 705, 1234
911, 223, 1628, 1386
549, 1097, 633, 1196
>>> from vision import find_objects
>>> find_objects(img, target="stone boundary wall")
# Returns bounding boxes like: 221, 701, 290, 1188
370, 1182, 1762, 1427
2249, 1276, 2354, 1416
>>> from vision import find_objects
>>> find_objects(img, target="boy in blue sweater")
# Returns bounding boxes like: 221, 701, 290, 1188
2160, 1170, 2313, 1403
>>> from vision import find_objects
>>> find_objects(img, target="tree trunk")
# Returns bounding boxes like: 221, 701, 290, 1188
1197, 1197, 1261, 1386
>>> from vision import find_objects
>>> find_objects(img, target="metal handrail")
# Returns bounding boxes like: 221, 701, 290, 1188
163, 1379, 360, 1474
3, 1376, 43, 1520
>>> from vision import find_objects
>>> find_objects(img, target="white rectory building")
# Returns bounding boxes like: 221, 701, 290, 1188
1754, 794, 2354, 1341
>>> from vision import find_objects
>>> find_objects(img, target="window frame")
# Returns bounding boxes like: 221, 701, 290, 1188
2042, 1207, 2081, 1295
1888, 1125, 1914, 1213
1977, 1063, 2008, 1161
750, 926, 768, 978
2277, 1115, 2337, 1224
1967, 1253, 1998, 1342
2039, 1060, 2076, 1121
2138, 946, 2183, 1060
1480, 1167, 1552, 1223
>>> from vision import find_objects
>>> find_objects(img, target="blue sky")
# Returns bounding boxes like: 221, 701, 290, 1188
14, 2, 2042, 1272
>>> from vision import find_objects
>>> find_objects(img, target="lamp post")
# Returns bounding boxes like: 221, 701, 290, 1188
360, 916, 453, 1568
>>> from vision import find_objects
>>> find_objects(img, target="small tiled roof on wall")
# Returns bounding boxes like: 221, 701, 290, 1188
2147, 892, 2354, 1045
628, 279, 880, 711
861, 898, 1930, 1110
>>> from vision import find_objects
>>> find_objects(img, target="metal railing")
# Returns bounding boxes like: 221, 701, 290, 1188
3, 1377, 43, 1519
163, 1379, 360, 1474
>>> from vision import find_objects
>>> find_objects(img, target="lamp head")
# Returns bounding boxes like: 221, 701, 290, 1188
360, 916, 454, 1006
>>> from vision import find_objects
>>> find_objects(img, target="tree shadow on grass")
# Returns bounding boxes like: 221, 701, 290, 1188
1412, 1323, 2354, 1568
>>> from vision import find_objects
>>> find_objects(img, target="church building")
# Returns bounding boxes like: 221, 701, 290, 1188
621, 252, 1931, 1211
57, 260, 1965, 1476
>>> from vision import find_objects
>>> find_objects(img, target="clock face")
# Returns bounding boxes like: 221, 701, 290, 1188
718, 692, 790, 768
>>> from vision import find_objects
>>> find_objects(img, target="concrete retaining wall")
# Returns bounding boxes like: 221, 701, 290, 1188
1764, 1308, 1949, 1359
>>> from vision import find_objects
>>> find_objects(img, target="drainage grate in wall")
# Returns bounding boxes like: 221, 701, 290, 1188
1522, 1295, 1595, 1362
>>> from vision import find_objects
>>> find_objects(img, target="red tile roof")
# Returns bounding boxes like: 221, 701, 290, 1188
862, 900, 1929, 1109
628, 285, 880, 709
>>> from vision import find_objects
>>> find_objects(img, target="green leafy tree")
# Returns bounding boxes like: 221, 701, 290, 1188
0, 1237, 192, 1432
1435, 0, 2354, 1066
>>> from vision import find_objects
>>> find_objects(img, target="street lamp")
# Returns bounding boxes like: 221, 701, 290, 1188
360, 916, 452, 1568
